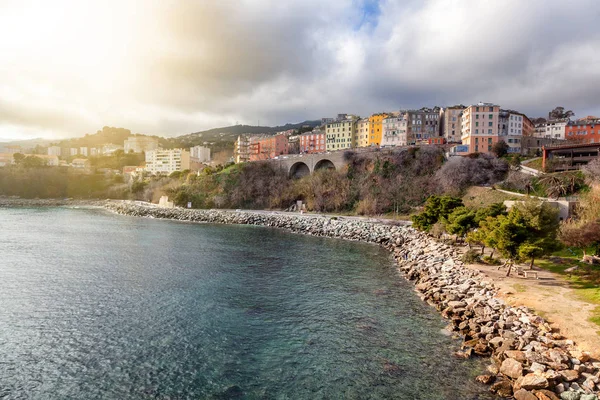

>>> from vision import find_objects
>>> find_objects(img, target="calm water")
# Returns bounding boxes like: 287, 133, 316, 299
0, 208, 494, 399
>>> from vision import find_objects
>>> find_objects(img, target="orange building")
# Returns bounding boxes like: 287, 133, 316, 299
249, 134, 289, 161
565, 119, 600, 144
368, 113, 389, 146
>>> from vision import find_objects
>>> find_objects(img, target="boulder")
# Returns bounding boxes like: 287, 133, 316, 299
559, 392, 581, 400
501, 358, 524, 380
514, 389, 540, 400
490, 380, 513, 397
504, 350, 528, 362
533, 389, 561, 400
560, 370, 580, 382
520, 374, 549, 390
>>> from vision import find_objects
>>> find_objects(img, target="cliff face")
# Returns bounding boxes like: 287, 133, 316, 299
106, 201, 600, 399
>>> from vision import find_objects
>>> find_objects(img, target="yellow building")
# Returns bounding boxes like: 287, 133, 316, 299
325, 118, 357, 151
355, 118, 370, 148
368, 113, 389, 146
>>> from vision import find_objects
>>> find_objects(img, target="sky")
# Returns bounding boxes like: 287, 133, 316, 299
1, 0, 600, 141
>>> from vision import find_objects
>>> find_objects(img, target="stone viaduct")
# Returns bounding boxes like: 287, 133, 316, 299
269, 152, 347, 178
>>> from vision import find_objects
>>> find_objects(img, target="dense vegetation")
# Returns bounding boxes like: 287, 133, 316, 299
161, 148, 510, 214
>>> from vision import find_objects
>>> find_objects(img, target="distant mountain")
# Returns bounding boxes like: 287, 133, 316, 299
174, 120, 321, 144
0, 138, 53, 150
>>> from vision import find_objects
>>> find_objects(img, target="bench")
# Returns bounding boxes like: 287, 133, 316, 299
523, 270, 538, 279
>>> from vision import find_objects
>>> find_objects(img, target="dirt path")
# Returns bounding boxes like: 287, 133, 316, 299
465, 261, 600, 359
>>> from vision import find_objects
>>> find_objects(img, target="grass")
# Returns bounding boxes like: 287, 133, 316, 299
523, 158, 543, 171
535, 248, 600, 328
462, 186, 520, 209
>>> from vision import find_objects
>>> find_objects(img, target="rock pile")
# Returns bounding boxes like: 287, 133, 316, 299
106, 201, 600, 400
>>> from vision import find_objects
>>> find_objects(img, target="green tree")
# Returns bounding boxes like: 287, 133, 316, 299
443, 207, 476, 242
411, 195, 464, 232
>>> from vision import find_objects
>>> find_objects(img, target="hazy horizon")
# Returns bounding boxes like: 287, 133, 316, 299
1, 0, 599, 141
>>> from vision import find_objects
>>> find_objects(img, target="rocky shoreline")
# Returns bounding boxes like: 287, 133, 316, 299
106, 201, 600, 400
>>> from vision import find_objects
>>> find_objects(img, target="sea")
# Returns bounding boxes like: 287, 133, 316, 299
0, 207, 495, 399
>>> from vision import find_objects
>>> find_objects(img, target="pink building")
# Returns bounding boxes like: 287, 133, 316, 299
461, 103, 501, 154
299, 131, 325, 153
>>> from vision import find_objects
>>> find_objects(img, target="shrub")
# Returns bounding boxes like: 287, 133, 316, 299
462, 249, 481, 264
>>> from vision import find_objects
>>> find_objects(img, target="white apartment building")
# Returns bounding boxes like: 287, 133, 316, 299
381, 115, 408, 147
124, 136, 159, 153
48, 146, 61, 156
80, 147, 88, 157
534, 120, 568, 140
145, 149, 191, 175
190, 146, 211, 163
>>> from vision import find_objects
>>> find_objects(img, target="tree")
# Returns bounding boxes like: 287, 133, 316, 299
411, 195, 464, 232
558, 220, 600, 257
492, 140, 509, 158
514, 200, 560, 268
443, 207, 476, 242
548, 106, 574, 121
13, 153, 25, 164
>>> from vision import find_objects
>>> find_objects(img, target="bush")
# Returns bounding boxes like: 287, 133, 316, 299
481, 255, 501, 265
462, 249, 481, 264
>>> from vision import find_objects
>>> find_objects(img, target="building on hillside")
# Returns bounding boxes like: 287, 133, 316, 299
0, 153, 13, 166
48, 146, 61, 156
234, 135, 250, 163
124, 136, 159, 153
565, 118, 600, 144
26, 154, 60, 166
520, 136, 566, 156
321, 117, 335, 125
367, 113, 388, 146
498, 110, 532, 154
102, 144, 124, 155
80, 147, 88, 157
299, 130, 326, 153
355, 118, 369, 147
325, 118, 357, 151
190, 146, 211, 163
249, 134, 289, 161
145, 149, 190, 174
534, 119, 569, 140
460, 102, 501, 154
71, 158, 90, 169
0, 144, 22, 154
381, 115, 408, 147
287, 135, 300, 154
404, 108, 440, 144
70, 148, 78, 156
439, 106, 465, 143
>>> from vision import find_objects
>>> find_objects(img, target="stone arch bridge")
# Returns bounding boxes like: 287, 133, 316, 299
269, 152, 348, 178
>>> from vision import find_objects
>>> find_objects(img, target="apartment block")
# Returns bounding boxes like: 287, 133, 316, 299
234, 135, 250, 163
440, 106, 465, 143
565, 118, 600, 143
48, 146, 61, 156
381, 115, 408, 147
190, 146, 211, 163
299, 130, 326, 153
534, 119, 568, 140
124, 136, 159, 153
367, 113, 388, 146
461, 103, 501, 154
326, 118, 357, 151
145, 149, 191, 174
249, 134, 289, 161
355, 118, 369, 147
405, 108, 440, 144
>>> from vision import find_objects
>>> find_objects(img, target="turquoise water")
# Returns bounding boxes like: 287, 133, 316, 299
0, 208, 494, 399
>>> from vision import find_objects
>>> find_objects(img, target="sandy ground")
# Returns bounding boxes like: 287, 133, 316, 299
464, 260, 600, 359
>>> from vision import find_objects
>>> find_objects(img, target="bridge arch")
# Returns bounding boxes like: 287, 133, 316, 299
314, 159, 336, 172
289, 161, 310, 178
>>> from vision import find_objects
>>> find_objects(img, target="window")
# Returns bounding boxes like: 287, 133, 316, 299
476, 114, 479, 119
489, 107, 493, 112
476, 107, 480, 112
489, 122, 493, 127
475, 122, 479, 127
475, 129, 479, 134
488, 129, 492, 134
488, 138, 492, 143
489, 114, 493, 119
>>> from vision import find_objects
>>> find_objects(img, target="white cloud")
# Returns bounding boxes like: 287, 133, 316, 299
0, 0, 599, 140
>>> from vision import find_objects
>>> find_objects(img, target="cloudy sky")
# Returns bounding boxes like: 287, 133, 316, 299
1, 0, 599, 140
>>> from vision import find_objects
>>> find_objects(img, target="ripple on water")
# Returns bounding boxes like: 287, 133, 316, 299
0, 208, 496, 399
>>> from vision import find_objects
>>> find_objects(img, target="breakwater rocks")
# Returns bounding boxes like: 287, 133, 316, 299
106, 201, 600, 400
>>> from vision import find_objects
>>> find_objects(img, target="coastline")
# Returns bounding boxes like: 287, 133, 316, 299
0, 196, 108, 208
105, 200, 600, 399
